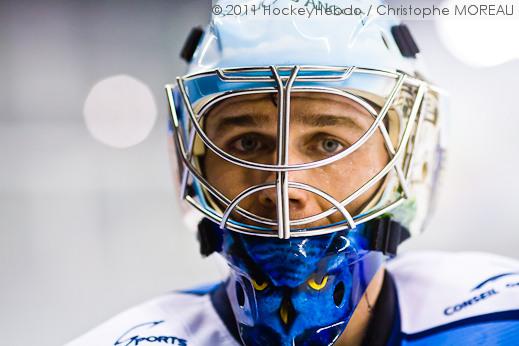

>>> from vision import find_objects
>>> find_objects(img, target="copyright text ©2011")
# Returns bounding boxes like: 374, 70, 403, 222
211, 2, 518, 19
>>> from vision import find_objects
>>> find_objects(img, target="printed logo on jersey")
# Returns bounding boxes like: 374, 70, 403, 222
443, 272, 519, 316
471, 272, 519, 291
114, 321, 187, 346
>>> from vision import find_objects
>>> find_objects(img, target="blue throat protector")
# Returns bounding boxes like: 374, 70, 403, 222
199, 219, 397, 346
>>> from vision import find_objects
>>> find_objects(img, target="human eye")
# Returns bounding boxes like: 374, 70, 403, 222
307, 134, 347, 156
320, 138, 345, 154
227, 133, 272, 156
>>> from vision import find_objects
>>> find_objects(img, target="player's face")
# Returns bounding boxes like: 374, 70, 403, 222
203, 92, 389, 229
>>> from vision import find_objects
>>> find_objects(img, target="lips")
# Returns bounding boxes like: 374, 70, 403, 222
229, 205, 338, 231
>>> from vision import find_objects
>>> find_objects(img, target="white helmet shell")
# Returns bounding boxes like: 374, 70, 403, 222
189, 0, 424, 76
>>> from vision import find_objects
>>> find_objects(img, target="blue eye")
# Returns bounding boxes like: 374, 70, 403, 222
320, 138, 343, 154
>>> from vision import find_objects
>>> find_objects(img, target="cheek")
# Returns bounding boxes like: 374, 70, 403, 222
316, 162, 357, 198
349, 130, 390, 179
315, 153, 382, 195
204, 152, 263, 199
204, 153, 237, 195
308, 139, 388, 210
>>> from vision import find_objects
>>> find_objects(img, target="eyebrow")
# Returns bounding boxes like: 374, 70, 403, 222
215, 114, 270, 133
299, 114, 363, 129
214, 113, 364, 133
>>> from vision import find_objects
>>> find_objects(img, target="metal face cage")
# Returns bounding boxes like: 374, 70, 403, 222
166, 65, 439, 239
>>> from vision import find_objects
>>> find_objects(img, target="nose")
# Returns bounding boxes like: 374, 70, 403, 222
257, 178, 310, 212
259, 145, 311, 214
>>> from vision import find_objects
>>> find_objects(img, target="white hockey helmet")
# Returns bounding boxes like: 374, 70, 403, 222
166, 0, 445, 241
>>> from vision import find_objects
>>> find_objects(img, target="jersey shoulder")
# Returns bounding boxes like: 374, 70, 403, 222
387, 251, 519, 345
66, 287, 239, 346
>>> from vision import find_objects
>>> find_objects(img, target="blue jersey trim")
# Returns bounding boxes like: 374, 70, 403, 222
178, 282, 222, 296
403, 310, 519, 341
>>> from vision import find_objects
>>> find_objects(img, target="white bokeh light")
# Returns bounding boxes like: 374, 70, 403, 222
83, 75, 157, 148
437, 0, 519, 68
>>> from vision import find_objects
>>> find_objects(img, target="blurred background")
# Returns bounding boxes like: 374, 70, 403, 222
1, 0, 518, 345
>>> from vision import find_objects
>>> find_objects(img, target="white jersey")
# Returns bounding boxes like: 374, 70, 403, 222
67, 251, 519, 346
67, 285, 238, 346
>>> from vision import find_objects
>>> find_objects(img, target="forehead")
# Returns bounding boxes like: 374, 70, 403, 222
206, 92, 372, 119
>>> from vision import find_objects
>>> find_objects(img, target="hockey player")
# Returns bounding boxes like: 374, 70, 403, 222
68, 0, 519, 345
